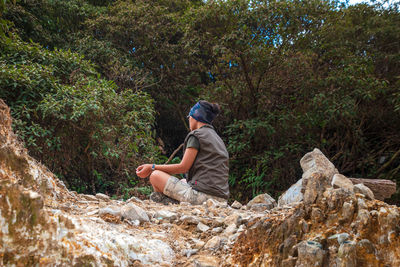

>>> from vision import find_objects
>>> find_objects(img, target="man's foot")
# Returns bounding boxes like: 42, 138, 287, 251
149, 192, 179, 205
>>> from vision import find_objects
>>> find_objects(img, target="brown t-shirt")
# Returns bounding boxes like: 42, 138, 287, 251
183, 125, 229, 199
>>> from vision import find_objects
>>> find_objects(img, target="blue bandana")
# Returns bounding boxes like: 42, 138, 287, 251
189, 101, 216, 124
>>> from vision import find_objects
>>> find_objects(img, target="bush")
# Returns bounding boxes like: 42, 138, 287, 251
0, 34, 158, 194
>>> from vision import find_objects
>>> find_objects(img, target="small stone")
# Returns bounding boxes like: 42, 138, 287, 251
81, 194, 98, 201
223, 224, 237, 236
121, 203, 149, 222
250, 203, 272, 212
197, 222, 210, 232
86, 210, 98, 216
99, 205, 121, 218
193, 255, 219, 267
354, 184, 374, 200
337, 233, 350, 245
204, 236, 221, 250
193, 209, 202, 215
237, 224, 246, 233
126, 196, 143, 204
154, 210, 177, 221
193, 239, 205, 249
332, 174, 354, 191
223, 213, 241, 226
231, 200, 243, 209
182, 249, 198, 257
205, 199, 218, 208
212, 227, 223, 233
247, 193, 277, 210
95, 193, 110, 202
180, 215, 199, 225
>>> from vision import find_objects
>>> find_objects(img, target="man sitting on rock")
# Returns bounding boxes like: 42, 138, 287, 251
136, 100, 229, 205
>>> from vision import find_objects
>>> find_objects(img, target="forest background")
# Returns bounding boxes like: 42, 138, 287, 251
1, 0, 399, 204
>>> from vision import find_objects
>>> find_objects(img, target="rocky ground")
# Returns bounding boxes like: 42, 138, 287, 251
1, 98, 400, 266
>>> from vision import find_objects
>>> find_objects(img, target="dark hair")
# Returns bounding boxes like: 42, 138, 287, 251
199, 100, 221, 116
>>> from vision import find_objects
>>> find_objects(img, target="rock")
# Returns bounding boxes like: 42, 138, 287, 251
182, 249, 198, 257
192, 208, 202, 215
356, 209, 371, 229
278, 179, 304, 206
281, 235, 298, 259
247, 193, 277, 210
121, 203, 149, 222
231, 200, 243, 209
282, 256, 298, 267
205, 198, 219, 208
329, 233, 350, 245
204, 236, 221, 250
193, 255, 219, 267
349, 178, 396, 201
95, 193, 110, 202
300, 148, 338, 182
223, 213, 241, 226
378, 207, 400, 232
356, 239, 375, 254
154, 210, 177, 221
180, 215, 199, 225
212, 227, 223, 233
303, 172, 331, 205
332, 174, 354, 191
250, 203, 273, 212
324, 188, 355, 211
295, 241, 325, 267
223, 223, 237, 236
82, 194, 98, 201
193, 239, 205, 249
353, 184, 374, 200
229, 233, 240, 243
300, 149, 339, 206
337, 241, 357, 267
126, 196, 143, 204
357, 198, 368, 210
311, 208, 324, 224
99, 205, 121, 218
197, 222, 210, 232
341, 201, 355, 222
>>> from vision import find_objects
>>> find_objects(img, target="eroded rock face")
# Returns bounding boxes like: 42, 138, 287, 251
278, 178, 303, 206
1, 100, 400, 267
229, 148, 400, 267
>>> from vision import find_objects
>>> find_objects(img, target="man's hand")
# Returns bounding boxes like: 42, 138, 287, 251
136, 164, 152, 178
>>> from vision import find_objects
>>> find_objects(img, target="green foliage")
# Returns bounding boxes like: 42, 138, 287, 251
0, 34, 158, 194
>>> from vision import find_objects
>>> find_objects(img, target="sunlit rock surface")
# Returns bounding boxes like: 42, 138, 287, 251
230, 148, 400, 267
1, 99, 399, 266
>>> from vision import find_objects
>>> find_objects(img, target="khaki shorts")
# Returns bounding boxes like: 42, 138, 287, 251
163, 176, 227, 205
